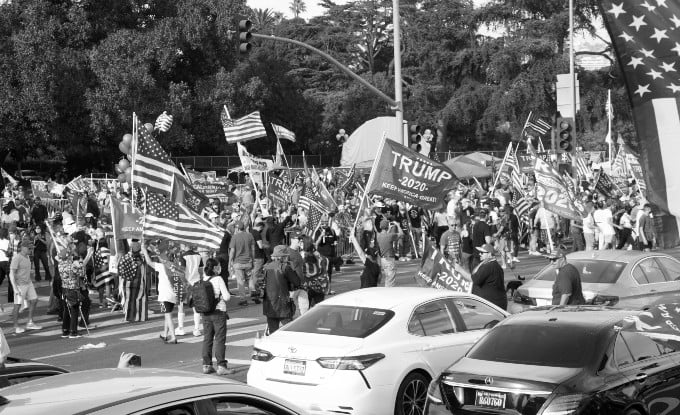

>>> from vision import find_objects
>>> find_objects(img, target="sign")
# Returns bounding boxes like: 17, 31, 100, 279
267, 175, 292, 208
534, 158, 585, 221
110, 197, 143, 240
517, 151, 551, 173
416, 239, 472, 293
367, 139, 456, 210
594, 171, 620, 197
625, 150, 646, 191
237, 142, 274, 172
192, 181, 231, 198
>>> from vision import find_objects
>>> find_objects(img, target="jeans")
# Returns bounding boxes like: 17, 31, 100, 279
233, 262, 255, 300
461, 252, 473, 273
410, 228, 422, 257
584, 233, 595, 251
62, 289, 80, 336
202, 310, 228, 368
252, 258, 265, 289
380, 257, 397, 287
571, 228, 585, 252
33, 250, 51, 281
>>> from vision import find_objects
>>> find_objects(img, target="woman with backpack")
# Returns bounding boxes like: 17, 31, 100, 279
199, 258, 235, 375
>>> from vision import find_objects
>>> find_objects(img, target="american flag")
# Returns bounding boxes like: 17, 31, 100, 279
572, 151, 591, 179
299, 182, 325, 235
506, 150, 524, 192
65, 175, 88, 193
612, 146, 628, 175
221, 108, 268, 144
512, 189, 530, 218
272, 123, 296, 142
143, 192, 222, 251
133, 120, 181, 197
601, 0, 680, 224
524, 112, 552, 137
93, 245, 112, 287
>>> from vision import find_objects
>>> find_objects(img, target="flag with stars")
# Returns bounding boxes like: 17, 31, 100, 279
601, 0, 680, 244
143, 192, 222, 251
299, 182, 325, 235
221, 108, 268, 144
133, 120, 182, 197
93, 244, 112, 287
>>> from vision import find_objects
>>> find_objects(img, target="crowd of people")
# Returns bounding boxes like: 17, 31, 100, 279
0, 156, 658, 374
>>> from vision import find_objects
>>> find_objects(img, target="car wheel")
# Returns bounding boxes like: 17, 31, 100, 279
395, 372, 429, 415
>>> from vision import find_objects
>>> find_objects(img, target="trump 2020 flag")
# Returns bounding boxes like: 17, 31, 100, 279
601, 0, 680, 245
367, 138, 456, 210
416, 239, 472, 293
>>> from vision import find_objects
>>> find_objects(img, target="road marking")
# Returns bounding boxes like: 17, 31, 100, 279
181, 324, 263, 344
29, 314, 162, 337
227, 338, 254, 347
32, 350, 80, 361
120, 318, 259, 341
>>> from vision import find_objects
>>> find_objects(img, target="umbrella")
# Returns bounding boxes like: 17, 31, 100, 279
444, 156, 493, 179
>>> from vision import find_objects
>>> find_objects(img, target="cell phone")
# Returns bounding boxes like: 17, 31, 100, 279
129, 354, 141, 367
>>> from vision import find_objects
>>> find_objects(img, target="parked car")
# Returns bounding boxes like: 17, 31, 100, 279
247, 287, 509, 415
510, 250, 680, 313
0, 357, 67, 388
0, 368, 306, 414
426, 306, 680, 415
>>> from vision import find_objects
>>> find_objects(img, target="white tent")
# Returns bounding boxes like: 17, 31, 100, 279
340, 116, 402, 167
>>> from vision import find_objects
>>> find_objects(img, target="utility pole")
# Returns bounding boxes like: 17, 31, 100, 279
392, 0, 404, 146
569, 0, 577, 142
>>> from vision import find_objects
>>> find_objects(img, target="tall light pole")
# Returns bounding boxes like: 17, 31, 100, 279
393, 0, 404, 145
569, 0, 577, 135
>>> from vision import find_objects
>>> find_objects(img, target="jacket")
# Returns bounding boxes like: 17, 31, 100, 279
471, 259, 507, 310
262, 260, 300, 318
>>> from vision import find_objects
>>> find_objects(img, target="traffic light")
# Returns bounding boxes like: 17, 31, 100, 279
239, 20, 253, 54
557, 117, 575, 153
409, 124, 422, 152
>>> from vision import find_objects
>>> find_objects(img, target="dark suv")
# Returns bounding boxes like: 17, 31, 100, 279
425, 306, 680, 415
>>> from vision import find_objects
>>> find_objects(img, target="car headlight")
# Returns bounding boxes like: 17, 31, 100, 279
251, 347, 274, 362
541, 393, 585, 415
316, 353, 385, 370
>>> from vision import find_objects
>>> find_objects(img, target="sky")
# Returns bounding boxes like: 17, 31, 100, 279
247, 0, 344, 20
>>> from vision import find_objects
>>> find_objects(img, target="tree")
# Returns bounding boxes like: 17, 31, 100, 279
289, 0, 307, 19
250, 8, 281, 33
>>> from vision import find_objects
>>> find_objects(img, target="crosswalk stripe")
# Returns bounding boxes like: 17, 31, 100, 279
227, 338, 254, 347
28, 315, 162, 337
120, 318, 259, 341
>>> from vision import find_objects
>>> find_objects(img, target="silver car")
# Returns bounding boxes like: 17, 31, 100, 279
510, 250, 680, 313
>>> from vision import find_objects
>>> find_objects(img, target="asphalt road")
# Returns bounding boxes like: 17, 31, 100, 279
4, 246, 680, 384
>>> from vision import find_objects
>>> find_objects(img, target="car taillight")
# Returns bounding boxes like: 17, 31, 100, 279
541, 393, 585, 415
251, 347, 274, 362
513, 291, 537, 306
591, 295, 619, 306
316, 353, 385, 370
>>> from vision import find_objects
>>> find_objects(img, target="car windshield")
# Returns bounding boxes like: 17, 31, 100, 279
467, 324, 594, 368
535, 259, 626, 284
281, 305, 394, 338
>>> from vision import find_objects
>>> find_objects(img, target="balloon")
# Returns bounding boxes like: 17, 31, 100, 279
127, 153, 133, 161
117, 173, 126, 183
118, 159, 130, 171
124, 166, 132, 175
144, 123, 154, 133
155, 112, 173, 133
122, 133, 133, 146
114, 165, 122, 174
118, 141, 130, 154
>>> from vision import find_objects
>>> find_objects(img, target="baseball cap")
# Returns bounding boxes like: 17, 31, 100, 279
476, 243, 497, 255
546, 247, 567, 260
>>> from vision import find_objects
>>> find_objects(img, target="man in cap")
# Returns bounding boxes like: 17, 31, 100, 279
9, 240, 42, 333
262, 245, 300, 334
549, 247, 585, 306
471, 243, 506, 310
229, 221, 256, 306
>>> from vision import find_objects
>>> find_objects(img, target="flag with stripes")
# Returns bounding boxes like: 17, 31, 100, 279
612, 146, 628, 176
525, 113, 552, 137
143, 192, 222, 251
65, 176, 89, 193
1, 168, 17, 186
601, 0, 680, 242
299, 181, 326, 234
272, 123, 296, 142
133, 120, 182, 197
506, 151, 524, 192
572, 152, 592, 179
93, 245, 113, 287
221, 109, 268, 144
512, 189, 530, 218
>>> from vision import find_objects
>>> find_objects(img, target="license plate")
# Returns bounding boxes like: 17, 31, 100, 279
283, 359, 306, 376
535, 298, 551, 307
475, 390, 506, 409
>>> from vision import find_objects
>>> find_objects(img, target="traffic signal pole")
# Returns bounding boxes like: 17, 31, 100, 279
251, 33, 400, 115
392, 0, 405, 146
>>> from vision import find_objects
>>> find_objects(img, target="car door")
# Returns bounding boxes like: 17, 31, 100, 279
407, 299, 465, 375
613, 331, 680, 415
630, 258, 674, 305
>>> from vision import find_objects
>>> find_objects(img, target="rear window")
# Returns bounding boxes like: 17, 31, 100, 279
281, 305, 394, 338
467, 324, 597, 368
535, 260, 626, 284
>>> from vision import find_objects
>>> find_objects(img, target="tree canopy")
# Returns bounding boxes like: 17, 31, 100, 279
0, 0, 635, 174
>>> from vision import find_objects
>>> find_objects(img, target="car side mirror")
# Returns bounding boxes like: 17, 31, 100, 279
483, 320, 500, 329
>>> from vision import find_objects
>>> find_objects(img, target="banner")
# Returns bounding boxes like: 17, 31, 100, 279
110, 197, 143, 240
416, 239, 472, 293
594, 171, 619, 197
624, 148, 647, 192
367, 139, 456, 210
517, 151, 550, 173
192, 181, 231, 198
267, 175, 292, 208
534, 158, 585, 221
237, 142, 274, 172
621, 304, 680, 349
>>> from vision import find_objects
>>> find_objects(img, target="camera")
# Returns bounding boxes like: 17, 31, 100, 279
129, 355, 141, 367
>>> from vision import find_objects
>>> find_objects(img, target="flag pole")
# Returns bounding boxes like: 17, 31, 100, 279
540, 202, 555, 254
352, 132, 387, 232
491, 142, 512, 190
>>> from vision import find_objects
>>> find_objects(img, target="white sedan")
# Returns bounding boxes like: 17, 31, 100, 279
247, 287, 509, 415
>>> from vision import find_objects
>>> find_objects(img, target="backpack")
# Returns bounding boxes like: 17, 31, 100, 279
190, 276, 218, 314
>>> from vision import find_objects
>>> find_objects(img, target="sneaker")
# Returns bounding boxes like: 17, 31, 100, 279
174, 328, 186, 336
202, 365, 215, 374
216, 366, 236, 376
512, 257, 520, 263
26, 321, 42, 330
69, 334, 82, 339
14, 327, 25, 334
501, 264, 507, 269
193, 329, 202, 337
61, 333, 69, 338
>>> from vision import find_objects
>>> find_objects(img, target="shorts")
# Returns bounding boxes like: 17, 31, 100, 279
14, 284, 38, 305
160, 301, 175, 314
